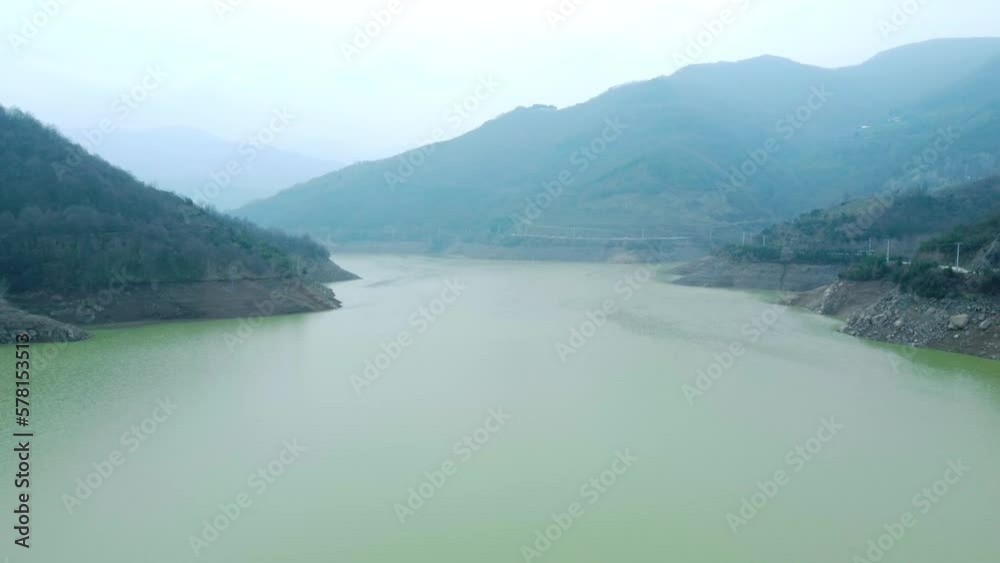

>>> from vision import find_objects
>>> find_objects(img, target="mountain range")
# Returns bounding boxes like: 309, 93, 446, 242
239, 38, 1000, 247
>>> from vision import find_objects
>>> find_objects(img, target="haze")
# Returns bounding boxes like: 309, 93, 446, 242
2, 0, 997, 163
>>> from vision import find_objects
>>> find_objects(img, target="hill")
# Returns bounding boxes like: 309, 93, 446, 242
0, 106, 357, 341
762, 176, 1000, 257
239, 38, 1000, 252
69, 126, 345, 210
674, 176, 1000, 294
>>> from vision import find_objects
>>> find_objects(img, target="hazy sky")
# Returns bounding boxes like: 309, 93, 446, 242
1, 0, 997, 163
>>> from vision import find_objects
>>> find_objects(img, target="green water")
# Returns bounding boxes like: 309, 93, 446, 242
4, 255, 999, 562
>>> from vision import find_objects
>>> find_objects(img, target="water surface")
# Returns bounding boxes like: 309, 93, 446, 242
5, 255, 999, 562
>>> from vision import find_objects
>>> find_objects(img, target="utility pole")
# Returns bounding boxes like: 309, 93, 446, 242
742, 232, 746, 246
868, 237, 873, 255
955, 243, 962, 269
762, 235, 767, 247
886, 240, 891, 264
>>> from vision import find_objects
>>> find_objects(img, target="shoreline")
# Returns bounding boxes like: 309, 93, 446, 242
671, 256, 1000, 363
0, 278, 346, 345
7, 250, 998, 362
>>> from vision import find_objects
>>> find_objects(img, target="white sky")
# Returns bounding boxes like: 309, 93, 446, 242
1, 0, 997, 162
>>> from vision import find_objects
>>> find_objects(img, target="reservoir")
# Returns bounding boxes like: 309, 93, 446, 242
6, 254, 999, 562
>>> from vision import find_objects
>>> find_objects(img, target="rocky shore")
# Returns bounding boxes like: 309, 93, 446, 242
839, 287, 1000, 361
670, 257, 842, 291
0, 277, 347, 344
0, 299, 90, 344
670, 257, 1000, 362
783, 279, 1000, 361
330, 239, 710, 264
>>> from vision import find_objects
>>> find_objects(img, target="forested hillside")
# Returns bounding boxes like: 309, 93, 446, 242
764, 177, 1000, 252
240, 38, 1000, 247
0, 106, 354, 295
716, 176, 1000, 300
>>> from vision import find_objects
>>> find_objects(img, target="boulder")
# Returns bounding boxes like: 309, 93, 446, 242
981, 319, 994, 331
948, 314, 970, 330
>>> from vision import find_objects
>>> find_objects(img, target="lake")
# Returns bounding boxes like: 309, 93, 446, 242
5, 254, 999, 562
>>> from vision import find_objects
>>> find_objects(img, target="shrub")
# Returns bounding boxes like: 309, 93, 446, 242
839, 257, 890, 281
974, 271, 1000, 295
893, 261, 963, 299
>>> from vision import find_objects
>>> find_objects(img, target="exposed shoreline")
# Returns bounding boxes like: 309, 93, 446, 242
0, 278, 347, 345
338, 248, 1000, 361
7, 250, 998, 362
328, 239, 711, 264
671, 256, 1000, 362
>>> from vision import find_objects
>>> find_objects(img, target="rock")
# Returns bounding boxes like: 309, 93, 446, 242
837, 283, 999, 362
0, 300, 90, 344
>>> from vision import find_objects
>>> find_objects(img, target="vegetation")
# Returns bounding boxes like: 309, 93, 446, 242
920, 211, 1000, 268
716, 246, 782, 263
973, 271, 1000, 295
891, 261, 964, 299
839, 257, 891, 281
753, 171, 1000, 299
767, 177, 1000, 250
241, 39, 1000, 244
839, 258, 997, 299
0, 106, 335, 294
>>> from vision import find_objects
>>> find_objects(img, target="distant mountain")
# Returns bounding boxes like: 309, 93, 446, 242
239, 38, 1000, 247
0, 106, 356, 339
68, 126, 345, 210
